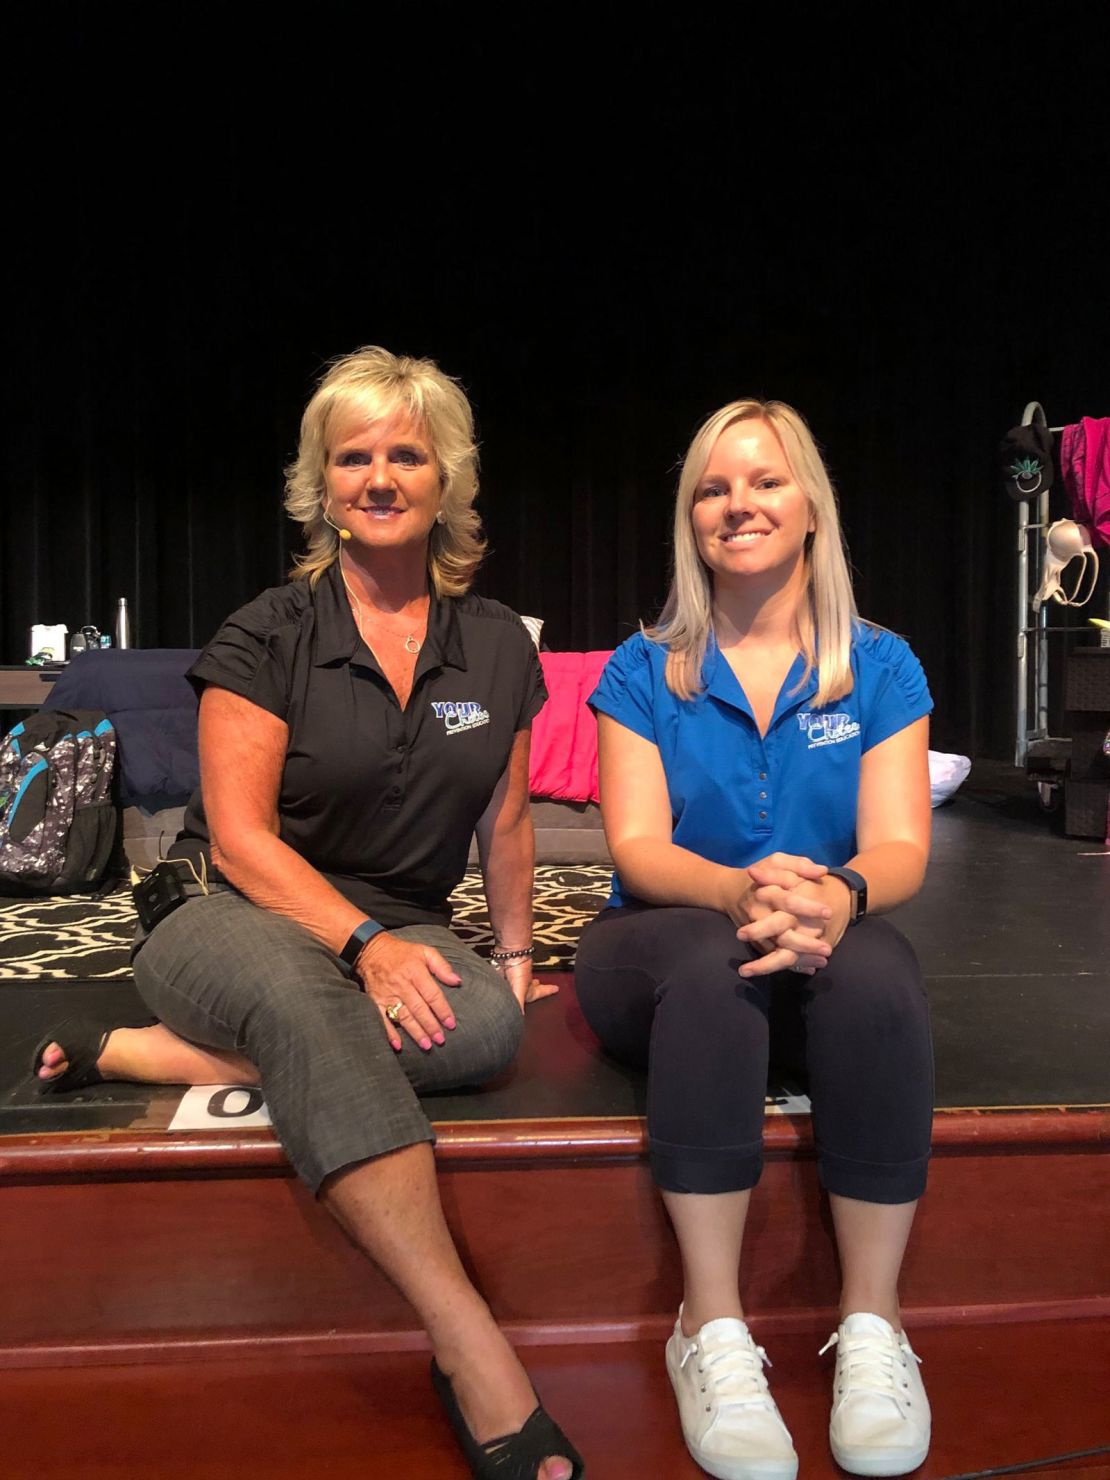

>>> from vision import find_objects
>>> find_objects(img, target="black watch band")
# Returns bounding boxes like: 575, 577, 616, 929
825, 866, 868, 924
339, 918, 387, 966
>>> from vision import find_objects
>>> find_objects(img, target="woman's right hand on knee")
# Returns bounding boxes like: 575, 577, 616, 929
355, 934, 462, 1052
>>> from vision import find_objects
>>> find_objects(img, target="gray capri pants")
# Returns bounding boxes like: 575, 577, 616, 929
133, 890, 525, 1193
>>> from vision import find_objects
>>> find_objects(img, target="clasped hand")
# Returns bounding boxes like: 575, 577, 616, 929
732, 852, 850, 977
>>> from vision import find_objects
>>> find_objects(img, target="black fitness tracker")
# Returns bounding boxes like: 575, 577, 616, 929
825, 866, 868, 925
340, 917, 387, 965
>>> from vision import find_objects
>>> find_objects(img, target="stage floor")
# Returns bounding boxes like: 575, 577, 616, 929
1, 769, 1107, 1139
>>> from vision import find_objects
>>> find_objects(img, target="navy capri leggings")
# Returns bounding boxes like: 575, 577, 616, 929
575, 905, 934, 1204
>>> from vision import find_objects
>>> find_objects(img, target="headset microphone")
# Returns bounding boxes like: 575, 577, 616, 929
323, 506, 352, 541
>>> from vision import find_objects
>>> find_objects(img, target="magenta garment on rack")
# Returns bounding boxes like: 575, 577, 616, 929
1060, 416, 1110, 549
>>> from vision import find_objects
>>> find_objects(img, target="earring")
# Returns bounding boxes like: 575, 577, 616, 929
436, 510, 446, 525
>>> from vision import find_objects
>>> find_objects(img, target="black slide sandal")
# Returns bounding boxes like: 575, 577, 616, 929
31, 1015, 154, 1094
431, 1359, 585, 1479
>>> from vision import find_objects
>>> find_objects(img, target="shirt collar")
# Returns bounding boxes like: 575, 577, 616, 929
310, 561, 468, 673
702, 632, 820, 726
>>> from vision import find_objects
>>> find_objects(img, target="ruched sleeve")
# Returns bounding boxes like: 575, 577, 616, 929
588, 633, 658, 744
186, 588, 302, 722
515, 632, 549, 731
858, 627, 933, 753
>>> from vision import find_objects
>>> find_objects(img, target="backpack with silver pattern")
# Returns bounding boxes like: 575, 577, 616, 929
0, 708, 119, 896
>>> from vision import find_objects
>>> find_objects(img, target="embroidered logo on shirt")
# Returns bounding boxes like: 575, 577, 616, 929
431, 700, 490, 735
797, 711, 861, 749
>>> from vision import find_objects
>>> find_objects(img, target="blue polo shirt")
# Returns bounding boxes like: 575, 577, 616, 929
590, 624, 932, 909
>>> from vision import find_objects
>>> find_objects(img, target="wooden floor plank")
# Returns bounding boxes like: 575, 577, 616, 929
1, 1319, 1106, 1479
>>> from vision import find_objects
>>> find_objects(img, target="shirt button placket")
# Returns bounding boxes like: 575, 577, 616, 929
387, 726, 407, 810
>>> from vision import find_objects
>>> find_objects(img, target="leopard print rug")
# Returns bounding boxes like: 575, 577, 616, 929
0, 866, 615, 981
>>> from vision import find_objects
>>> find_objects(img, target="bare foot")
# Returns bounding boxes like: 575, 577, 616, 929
37, 1024, 258, 1087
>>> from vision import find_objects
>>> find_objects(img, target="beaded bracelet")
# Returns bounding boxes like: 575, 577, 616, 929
488, 946, 534, 962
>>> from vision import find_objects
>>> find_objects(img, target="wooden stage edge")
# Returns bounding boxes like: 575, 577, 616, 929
4, 1296, 1110, 1374
2, 1106, 1106, 1372
1, 1105, 1108, 1181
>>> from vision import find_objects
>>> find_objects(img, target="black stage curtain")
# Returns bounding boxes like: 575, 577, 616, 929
2, 16, 1107, 761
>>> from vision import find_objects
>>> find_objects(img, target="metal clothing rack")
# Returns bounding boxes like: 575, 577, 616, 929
1014, 400, 1110, 778
1015, 401, 1061, 766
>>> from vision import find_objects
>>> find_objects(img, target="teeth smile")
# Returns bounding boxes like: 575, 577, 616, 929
723, 531, 769, 542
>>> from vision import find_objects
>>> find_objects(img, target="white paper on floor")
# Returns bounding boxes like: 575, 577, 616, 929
168, 1084, 273, 1131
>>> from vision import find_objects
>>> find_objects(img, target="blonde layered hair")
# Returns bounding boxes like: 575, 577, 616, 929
285, 346, 485, 595
649, 400, 858, 707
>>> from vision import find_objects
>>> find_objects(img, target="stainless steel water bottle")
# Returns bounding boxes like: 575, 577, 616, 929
115, 598, 132, 650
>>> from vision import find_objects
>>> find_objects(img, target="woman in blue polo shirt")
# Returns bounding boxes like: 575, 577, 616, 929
576, 401, 934, 1480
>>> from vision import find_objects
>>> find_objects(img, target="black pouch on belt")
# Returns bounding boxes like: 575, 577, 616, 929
132, 859, 207, 932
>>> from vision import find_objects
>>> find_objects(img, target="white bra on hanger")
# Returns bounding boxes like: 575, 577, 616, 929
1032, 519, 1100, 610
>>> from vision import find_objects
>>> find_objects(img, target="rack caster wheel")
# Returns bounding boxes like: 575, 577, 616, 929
1036, 781, 1061, 812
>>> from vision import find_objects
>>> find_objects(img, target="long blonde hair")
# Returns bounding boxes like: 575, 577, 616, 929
284, 346, 486, 596
648, 399, 858, 707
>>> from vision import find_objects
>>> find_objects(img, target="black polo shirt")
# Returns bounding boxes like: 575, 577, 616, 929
174, 563, 546, 928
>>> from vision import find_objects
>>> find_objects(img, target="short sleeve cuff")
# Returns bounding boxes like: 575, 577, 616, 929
858, 628, 934, 753
861, 694, 933, 753
186, 592, 298, 721
187, 653, 289, 721
588, 635, 658, 744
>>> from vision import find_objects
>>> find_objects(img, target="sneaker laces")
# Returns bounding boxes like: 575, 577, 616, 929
819, 1329, 922, 1411
680, 1332, 777, 1413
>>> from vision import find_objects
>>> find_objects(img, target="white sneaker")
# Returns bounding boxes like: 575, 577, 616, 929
821, 1312, 931, 1476
665, 1312, 798, 1480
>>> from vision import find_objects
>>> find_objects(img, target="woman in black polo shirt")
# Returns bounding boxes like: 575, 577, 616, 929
34, 348, 582, 1480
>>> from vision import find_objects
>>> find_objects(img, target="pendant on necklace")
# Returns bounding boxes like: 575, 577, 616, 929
404, 635, 420, 655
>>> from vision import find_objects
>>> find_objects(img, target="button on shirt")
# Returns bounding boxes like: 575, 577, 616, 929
589, 626, 932, 910
175, 564, 546, 929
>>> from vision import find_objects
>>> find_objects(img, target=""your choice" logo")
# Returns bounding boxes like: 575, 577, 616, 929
431, 700, 491, 735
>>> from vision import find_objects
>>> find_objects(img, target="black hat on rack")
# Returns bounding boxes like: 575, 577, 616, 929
998, 422, 1055, 502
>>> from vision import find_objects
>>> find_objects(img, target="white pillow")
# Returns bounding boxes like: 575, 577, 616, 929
928, 750, 971, 808
520, 615, 544, 649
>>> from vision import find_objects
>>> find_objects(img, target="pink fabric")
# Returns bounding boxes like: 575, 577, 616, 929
1060, 416, 1110, 550
528, 651, 613, 802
